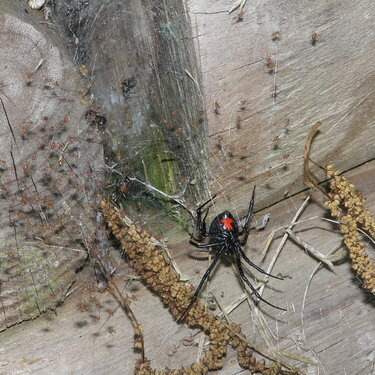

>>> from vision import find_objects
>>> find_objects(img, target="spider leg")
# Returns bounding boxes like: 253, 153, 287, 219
178, 245, 225, 321
193, 194, 218, 240
190, 231, 223, 243
238, 186, 256, 245
196, 193, 217, 213
194, 207, 209, 239
189, 240, 224, 249
237, 244, 283, 280
234, 249, 286, 311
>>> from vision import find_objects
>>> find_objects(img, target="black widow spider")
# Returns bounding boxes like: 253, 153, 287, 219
179, 187, 286, 321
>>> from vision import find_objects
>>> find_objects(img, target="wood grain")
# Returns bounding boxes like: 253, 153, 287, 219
189, 0, 375, 213
0, 3, 103, 330
1, 160, 373, 374
1, 1, 374, 374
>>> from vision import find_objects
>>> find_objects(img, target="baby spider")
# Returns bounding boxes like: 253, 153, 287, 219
179, 187, 285, 321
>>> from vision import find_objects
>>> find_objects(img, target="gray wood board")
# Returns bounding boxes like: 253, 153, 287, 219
189, 0, 375, 213
0, 2, 103, 331
1, 160, 374, 374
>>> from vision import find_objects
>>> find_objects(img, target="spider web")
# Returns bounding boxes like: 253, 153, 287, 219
2, 1, 374, 375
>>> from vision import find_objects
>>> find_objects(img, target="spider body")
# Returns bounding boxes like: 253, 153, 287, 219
210, 212, 238, 237
207, 212, 240, 255
179, 187, 285, 321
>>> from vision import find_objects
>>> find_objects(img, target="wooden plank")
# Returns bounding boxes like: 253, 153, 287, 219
0, 2, 103, 330
188, 0, 375, 212
1, 1, 374, 373
1, 160, 374, 374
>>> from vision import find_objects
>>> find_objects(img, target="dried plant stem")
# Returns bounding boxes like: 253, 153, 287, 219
300, 243, 343, 342
258, 195, 311, 297
303, 122, 327, 197
219, 319, 311, 371
93, 250, 145, 363
285, 229, 335, 271
100, 199, 302, 375
126, 174, 191, 217
304, 122, 375, 292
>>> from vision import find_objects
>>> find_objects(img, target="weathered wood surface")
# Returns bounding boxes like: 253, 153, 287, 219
0, 2, 104, 330
0, 1, 374, 374
1, 161, 374, 374
42, 0, 375, 221
188, 0, 375, 213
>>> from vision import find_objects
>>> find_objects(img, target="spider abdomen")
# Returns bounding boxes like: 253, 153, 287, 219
209, 211, 239, 236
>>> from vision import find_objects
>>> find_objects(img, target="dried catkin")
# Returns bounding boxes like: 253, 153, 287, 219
100, 200, 297, 375
304, 123, 375, 293
323, 165, 375, 292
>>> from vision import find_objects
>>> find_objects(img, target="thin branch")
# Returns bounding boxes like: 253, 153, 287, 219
280, 215, 375, 246
96, 257, 145, 363
228, 0, 247, 14
126, 175, 193, 218
258, 195, 311, 297
303, 122, 329, 197
285, 229, 335, 272
220, 319, 312, 373
220, 292, 247, 316
300, 243, 343, 342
